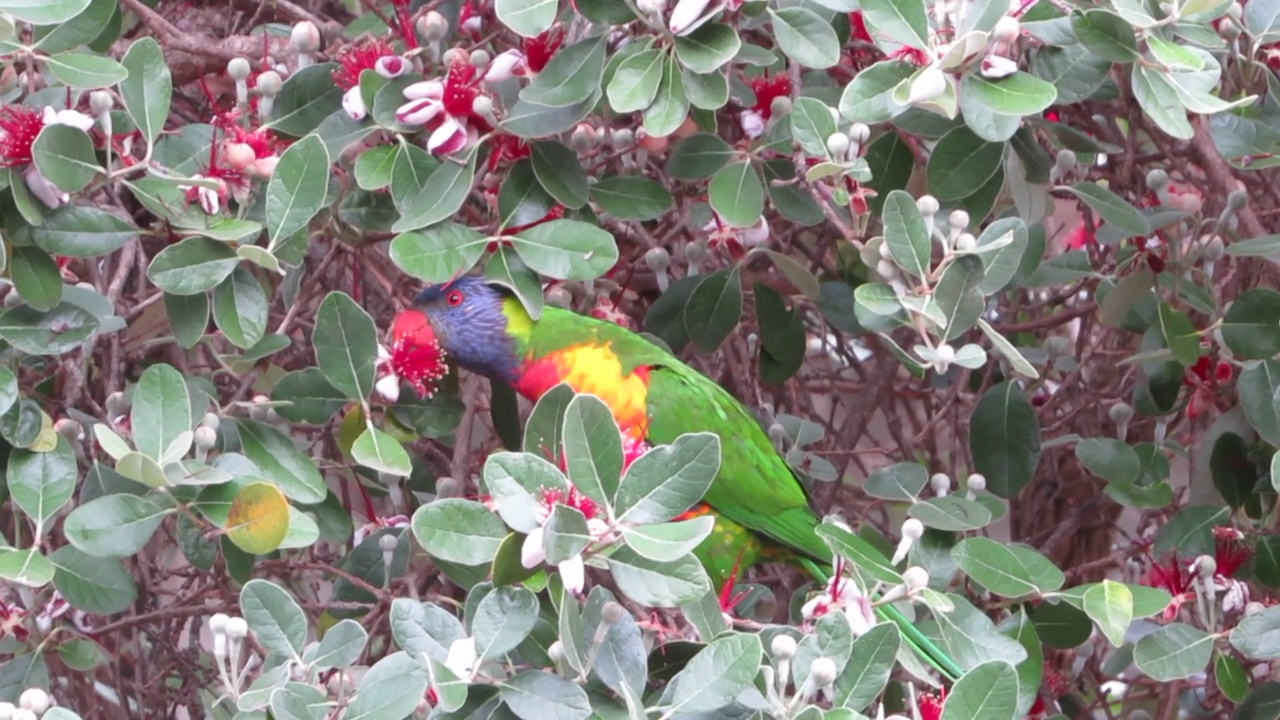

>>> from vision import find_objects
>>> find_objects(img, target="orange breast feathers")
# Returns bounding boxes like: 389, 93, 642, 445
512, 344, 651, 437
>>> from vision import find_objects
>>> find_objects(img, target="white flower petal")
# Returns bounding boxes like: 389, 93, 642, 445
485, 50, 525, 84
403, 80, 445, 100
342, 86, 367, 121
521, 527, 547, 569
980, 55, 1018, 79
53, 109, 95, 131
559, 554, 585, 594
396, 98, 444, 126
374, 373, 401, 403
427, 115, 466, 153
375, 56, 408, 79
906, 64, 947, 105
669, 0, 714, 34
444, 637, 478, 680
739, 110, 765, 139
23, 165, 68, 209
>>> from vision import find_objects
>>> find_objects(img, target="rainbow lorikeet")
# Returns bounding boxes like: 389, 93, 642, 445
390, 276, 961, 680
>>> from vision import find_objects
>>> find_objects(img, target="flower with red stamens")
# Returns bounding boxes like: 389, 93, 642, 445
522, 484, 614, 593
375, 309, 450, 402
738, 73, 792, 139
223, 124, 285, 178
1183, 353, 1232, 419
887, 46, 931, 66
1214, 526, 1251, 578
332, 38, 406, 120
918, 687, 947, 720
849, 11, 873, 43
459, 0, 483, 37
0, 601, 29, 642
1144, 553, 1197, 622
485, 28, 566, 83
486, 134, 531, 172
0, 105, 44, 168
397, 60, 491, 155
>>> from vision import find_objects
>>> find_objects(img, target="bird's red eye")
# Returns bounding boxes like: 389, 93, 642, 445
446, 290, 464, 307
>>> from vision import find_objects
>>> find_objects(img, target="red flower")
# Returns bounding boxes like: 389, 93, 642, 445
0, 105, 44, 168
332, 37, 399, 90
849, 11, 873, 43
1145, 553, 1195, 622
747, 73, 792, 120
919, 687, 947, 720
1183, 354, 1232, 419
0, 601, 29, 642
541, 485, 599, 520
487, 134, 530, 172
377, 309, 450, 400
1213, 526, 1251, 578
887, 46, 931, 66
397, 60, 492, 155
524, 27, 565, 74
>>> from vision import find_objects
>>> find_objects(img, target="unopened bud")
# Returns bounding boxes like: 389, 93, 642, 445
935, 343, 955, 364
436, 476, 461, 498
227, 57, 252, 81
419, 11, 449, 41
1054, 149, 1077, 172
771, 634, 797, 660
948, 209, 969, 230
966, 473, 986, 493
903, 566, 930, 591
54, 418, 79, 441
226, 616, 248, 640
954, 232, 976, 251
1219, 19, 1241, 40
571, 123, 597, 151
1109, 402, 1134, 425
916, 195, 940, 217
472, 95, 494, 119
1195, 554, 1217, 578
1146, 169, 1169, 193
993, 15, 1020, 43
769, 96, 792, 118
849, 122, 870, 145
1227, 189, 1248, 211
1044, 335, 1070, 357
470, 49, 491, 69
1203, 235, 1225, 261
442, 48, 465, 66
768, 422, 787, 446
808, 657, 838, 688
901, 518, 924, 540
826, 132, 850, 158
17, 689, 48, 715
202, 412, 220, 430
105, 391, 128, 418
194, 425, 217, 450
546, 286, 573, 309
644, 247, 670, 272
256, 71, 283, 95
10, 709, 33, 720
290, 21, 321, 53
930, 473, 950, 496
0, 703, 14, 720
601, 601, 626, 625
89, 90, 114, 116
611, 128, 634, 148
548, 640, 566, 663
209, 612, 230, 635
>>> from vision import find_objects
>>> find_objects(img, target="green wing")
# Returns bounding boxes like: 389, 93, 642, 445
644, 363, 832, 564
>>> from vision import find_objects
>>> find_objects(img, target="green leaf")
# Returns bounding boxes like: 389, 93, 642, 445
474, 586, 540, 660
591, 176, 672, 221
118, 37, 171, 146
63, 494, 169, 557
622, 516, 715, 562
708, 162, 764, 228
561, 393, 624, 506
908, 495, 994, 531
768, 7, 840, 68
859, 0, 929, 48
10, 246, 62, 312
345, 652, 429, 720
1216, 652, 1249, 703
45, 53, 126, 90
236, 419, 328, 504
412, 499, 509, 566
1134, 623, 1213, 681
1156, 302, 1200, 366
32, 124, 99, 193
147, 236, 239, 295
833, 622, 900, 711
934, 255, 985, 341
530, 141, 589, 209
667, 133, 734, 180
0, 367, 18, 420
390, 223, 488, 283
212, 267, 268, 349
390, 598, 466, 661
882, 189, 932, 280
1075, 437, 1141, 484
522, 36, 607, 107
8, 436, 76, 528
675, 23, 741, 74
29, 205, 137, 258
164, 292, 208, 349
963, 72, 1057, 116
940, 661, 1020, 720
313, 291, 377, 401
608, 48, 666, 114
608, 546, 711, 606
509, 219, 619, 281
352, 426, 411, 477
1223, 288, 1280, 359
271, 368, 347, 424
500, 670, 592, 720
131, 362, 192, 461
928, 126, 1005, 201
1071, 9, 1140, 62
665, 633, 763, 714
643, 55, 689, 138
969, 380, 1041, 498
267, 63, 344, 136
495, 0, 557, 36
0, 0, 90, 24
683, 268, 743, 352
952, 537, 1065, 598
1065, 181, 1148, 238
240, 579, 307, 658
790, 97, 839, 156
265, 134, 330, 249
502, 91, 601, 138
1082, 579, 1133, 647
50, 545, 135, 614
392, 150, 477, 233
864, 462, 927, 501
1132, 65, 1193, 140
615, 433, 720, 523
0, 548, 54, 587
840, 60, 917, 124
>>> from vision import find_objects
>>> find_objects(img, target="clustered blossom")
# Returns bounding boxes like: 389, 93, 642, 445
375, 309, 449, 403
705, 209, 769, 256
396, 60, 493, 155
800, 563, 877, 635
180, 111, 285, 216
1145, 526, 1253, 621
352, 513, 410, 546
0, 104, 96, 209
331, 37, 409, 120
739, 73, 791, 139
484, 28, 565, 83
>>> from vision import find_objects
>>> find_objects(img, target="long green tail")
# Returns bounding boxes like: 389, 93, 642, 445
800, 558, 963, 682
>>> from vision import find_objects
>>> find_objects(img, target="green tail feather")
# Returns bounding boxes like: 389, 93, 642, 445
798, 558, 962, 682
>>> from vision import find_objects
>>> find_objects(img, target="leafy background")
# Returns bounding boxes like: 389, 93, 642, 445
0, 0, 1280, 717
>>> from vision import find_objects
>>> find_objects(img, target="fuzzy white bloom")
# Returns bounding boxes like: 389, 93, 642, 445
980, 55, 1019, 79
445, 636, 479, 680
42, 106, 94, 132
906, 65, 947, 105
739, 109, 766, 139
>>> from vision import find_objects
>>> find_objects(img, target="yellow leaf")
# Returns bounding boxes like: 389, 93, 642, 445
226, 482, 290, 555
337, 404, 365, 459
29, 409, 57, 452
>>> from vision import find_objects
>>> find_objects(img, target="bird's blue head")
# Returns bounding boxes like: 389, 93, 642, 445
401, 276, 522, 382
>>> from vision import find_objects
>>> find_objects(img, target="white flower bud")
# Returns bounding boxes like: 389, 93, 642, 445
290, 21, 321, 53
954, 232, 976, 252
1146, 169, 1169, 193
876, 259, 898, 279
916, 195, 940, 216
378, 534, 399, 553
0, 703, 15, 720
18, 689, 48, 714
1203, 235, 1225, 262
256, 71, 283, 95
966, 473, 986, 493
948, 209, 969, 230
1227, 189, 1248, 211
826, 132, 851, 158
420, 11, 449, 41
993, 15, 1020, 43
193, 425, 217, 451
637, 0, 667, 14
808, 657, 838, 688
769, 96, 792, 118
935, 343, 955, 364
546, 286, 573, 308
442, 48, 465, 66
1194, 554, 1217, 579
612, 128, 634, 148
571, 123, 598, 151
930, 473, 950, 496
771, 633, 797, 660
849, 122, 871, 145
901, 518, 925, 540
436, 476, 461, 498
226, 616, 248, 640
89, 90, 114, 116
10, 710, 33, 720
470, 49, 491, 69
903, 566, 930, 591
472, 95, 494, 119
645, 247, 671, 272
1109, 402, 1134, 425
227, 57, 252, 81
1054, 149, 1077, 172
548, 640, 566, 663
1043, 335, 1070, 356
906, 64, 947, 105
209, 612, 229, 635
202, 412, 221, 430
54, 418, 79, 441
